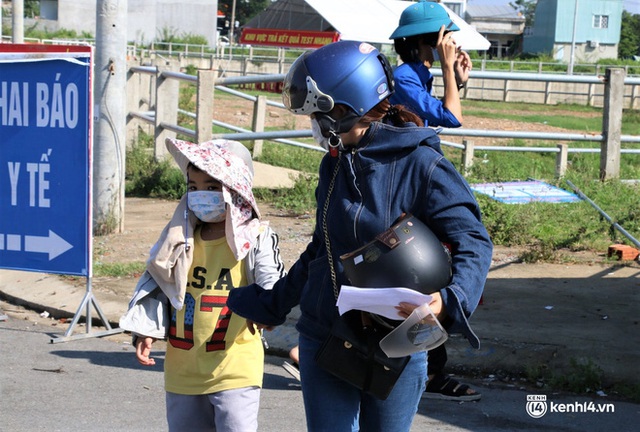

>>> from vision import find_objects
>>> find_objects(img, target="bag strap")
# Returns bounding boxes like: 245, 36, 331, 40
322, 158, 342, 300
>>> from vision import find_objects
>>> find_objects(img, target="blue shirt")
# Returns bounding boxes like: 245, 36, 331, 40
390, 62, 462, 128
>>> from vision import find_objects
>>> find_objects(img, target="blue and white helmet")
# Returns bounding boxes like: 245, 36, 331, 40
282, 41, 394, 133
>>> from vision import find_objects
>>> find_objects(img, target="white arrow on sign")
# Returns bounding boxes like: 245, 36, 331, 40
24, 230, 73, 260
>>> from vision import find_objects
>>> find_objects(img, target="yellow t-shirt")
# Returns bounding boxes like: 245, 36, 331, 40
164, 228, 264, 395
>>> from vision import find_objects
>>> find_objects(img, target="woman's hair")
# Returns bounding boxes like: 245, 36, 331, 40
394, 36, 422, 64
393, 31, 446, 64
360, 99, 423, 128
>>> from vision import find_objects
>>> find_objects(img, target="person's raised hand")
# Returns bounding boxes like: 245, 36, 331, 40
454, 50, 472, 86
436, 25, 458, 70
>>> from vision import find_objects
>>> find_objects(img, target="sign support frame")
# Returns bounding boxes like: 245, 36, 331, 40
0, 44, 124, 343
50, 278, 123, 343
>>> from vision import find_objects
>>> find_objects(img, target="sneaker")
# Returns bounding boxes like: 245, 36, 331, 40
282, 361, 301, 381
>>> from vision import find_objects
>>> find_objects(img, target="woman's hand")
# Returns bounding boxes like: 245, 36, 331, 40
135, 336, 156, 366
246, 319, 275, 335
395, 292, 447, 321
436, 26, 459, 71
454, 50, 472, 86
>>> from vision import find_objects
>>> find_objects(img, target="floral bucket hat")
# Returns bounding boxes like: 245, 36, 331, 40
165, 138, 262, 260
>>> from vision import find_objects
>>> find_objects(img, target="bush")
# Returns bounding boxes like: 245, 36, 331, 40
125, 133, 185, 199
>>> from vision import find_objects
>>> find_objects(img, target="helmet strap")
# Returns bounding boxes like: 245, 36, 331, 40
315, 111, 361, 137
315, 110, 361, 157
327, 132, 341, 158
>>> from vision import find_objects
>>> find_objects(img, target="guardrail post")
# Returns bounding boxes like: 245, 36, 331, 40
544, 81, 551, 105
154, 64, 179, 160
126, 60, 141, 149
600, 68, 625, 180
251, 95, 267, 158
196, 70, 216, 143
556, 144, 568, 178
462, 140, 474, 177
503, 79, 509, 102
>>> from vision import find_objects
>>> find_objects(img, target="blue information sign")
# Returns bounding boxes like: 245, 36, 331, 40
0, 45, 92, 276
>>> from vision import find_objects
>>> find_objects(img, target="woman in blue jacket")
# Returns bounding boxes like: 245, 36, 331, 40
228, 40, 492, 432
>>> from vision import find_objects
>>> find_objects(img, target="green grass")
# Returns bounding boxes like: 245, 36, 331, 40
126, 96, 640, 263
93, 261, 146, 278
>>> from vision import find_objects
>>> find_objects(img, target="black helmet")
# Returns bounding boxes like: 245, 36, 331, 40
340, 214, 452, 295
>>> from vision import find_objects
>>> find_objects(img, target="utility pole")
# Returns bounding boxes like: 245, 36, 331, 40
93, 0, 128, 234
12, 0, 24, 43
568, 0, 578, 75
230, 0, 237, 45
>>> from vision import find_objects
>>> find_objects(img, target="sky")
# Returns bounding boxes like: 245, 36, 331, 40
468, 0, 640, 15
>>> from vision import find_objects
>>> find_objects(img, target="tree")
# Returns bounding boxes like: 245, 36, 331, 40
219, 0, 271, 29
24, 0, 40, 18
509, 0, 537, 27
619, 10, 640, 59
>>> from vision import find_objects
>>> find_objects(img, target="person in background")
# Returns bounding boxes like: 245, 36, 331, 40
389, 0, 481, 402
390, 0, 471, 128
227, 40, 492, 431
120, 138, 286, 431
282, 345, 301, 381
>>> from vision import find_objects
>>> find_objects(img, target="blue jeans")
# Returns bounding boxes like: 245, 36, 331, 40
299, 334, 427, 432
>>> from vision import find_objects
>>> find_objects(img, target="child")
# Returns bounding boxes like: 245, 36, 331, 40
120, 138, 286, 431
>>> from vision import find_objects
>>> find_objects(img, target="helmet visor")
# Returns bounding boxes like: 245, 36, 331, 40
283, 55, 334, 115
379, 303, 448, 358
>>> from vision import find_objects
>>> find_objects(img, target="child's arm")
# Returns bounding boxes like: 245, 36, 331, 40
135, 336, 157, 366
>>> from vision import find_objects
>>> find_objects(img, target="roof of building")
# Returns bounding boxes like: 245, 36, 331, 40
466, 4, 524, 21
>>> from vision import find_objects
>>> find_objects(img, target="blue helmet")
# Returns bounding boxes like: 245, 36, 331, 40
282, 41, 394, 123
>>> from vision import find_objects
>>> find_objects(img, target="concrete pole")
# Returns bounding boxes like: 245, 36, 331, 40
196, 69, 216, 143
568, 0, 578, 75
93, 0, 128, 234
12, 0, 24, 43
251, 95, 267, 158
600, 68, 625, 181
230, 0, 237, 45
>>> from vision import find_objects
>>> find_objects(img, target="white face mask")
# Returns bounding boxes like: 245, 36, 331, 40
311, 117, 332, 151
188, 191, 226, 223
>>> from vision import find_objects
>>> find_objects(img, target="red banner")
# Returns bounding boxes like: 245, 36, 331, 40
239, 28, 340, 48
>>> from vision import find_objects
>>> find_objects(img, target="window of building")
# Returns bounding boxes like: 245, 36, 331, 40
593, 15, 609, 29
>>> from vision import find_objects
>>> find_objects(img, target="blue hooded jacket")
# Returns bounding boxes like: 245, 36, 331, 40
227, 122, 492, 348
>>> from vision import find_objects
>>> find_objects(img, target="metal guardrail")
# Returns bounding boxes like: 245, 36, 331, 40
127, 65, 638, 180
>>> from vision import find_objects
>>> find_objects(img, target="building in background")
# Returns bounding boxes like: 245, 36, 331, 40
36, 0, 219, 46
441, 0, 465, 16
465, 2, 525, 58
523, 0, 624, 62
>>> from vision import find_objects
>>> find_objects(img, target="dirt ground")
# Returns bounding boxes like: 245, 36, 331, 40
214, 91, 590, 148
92, 196, 610, 299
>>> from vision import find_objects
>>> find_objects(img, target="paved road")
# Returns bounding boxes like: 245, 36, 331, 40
1, 301, 637, 432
